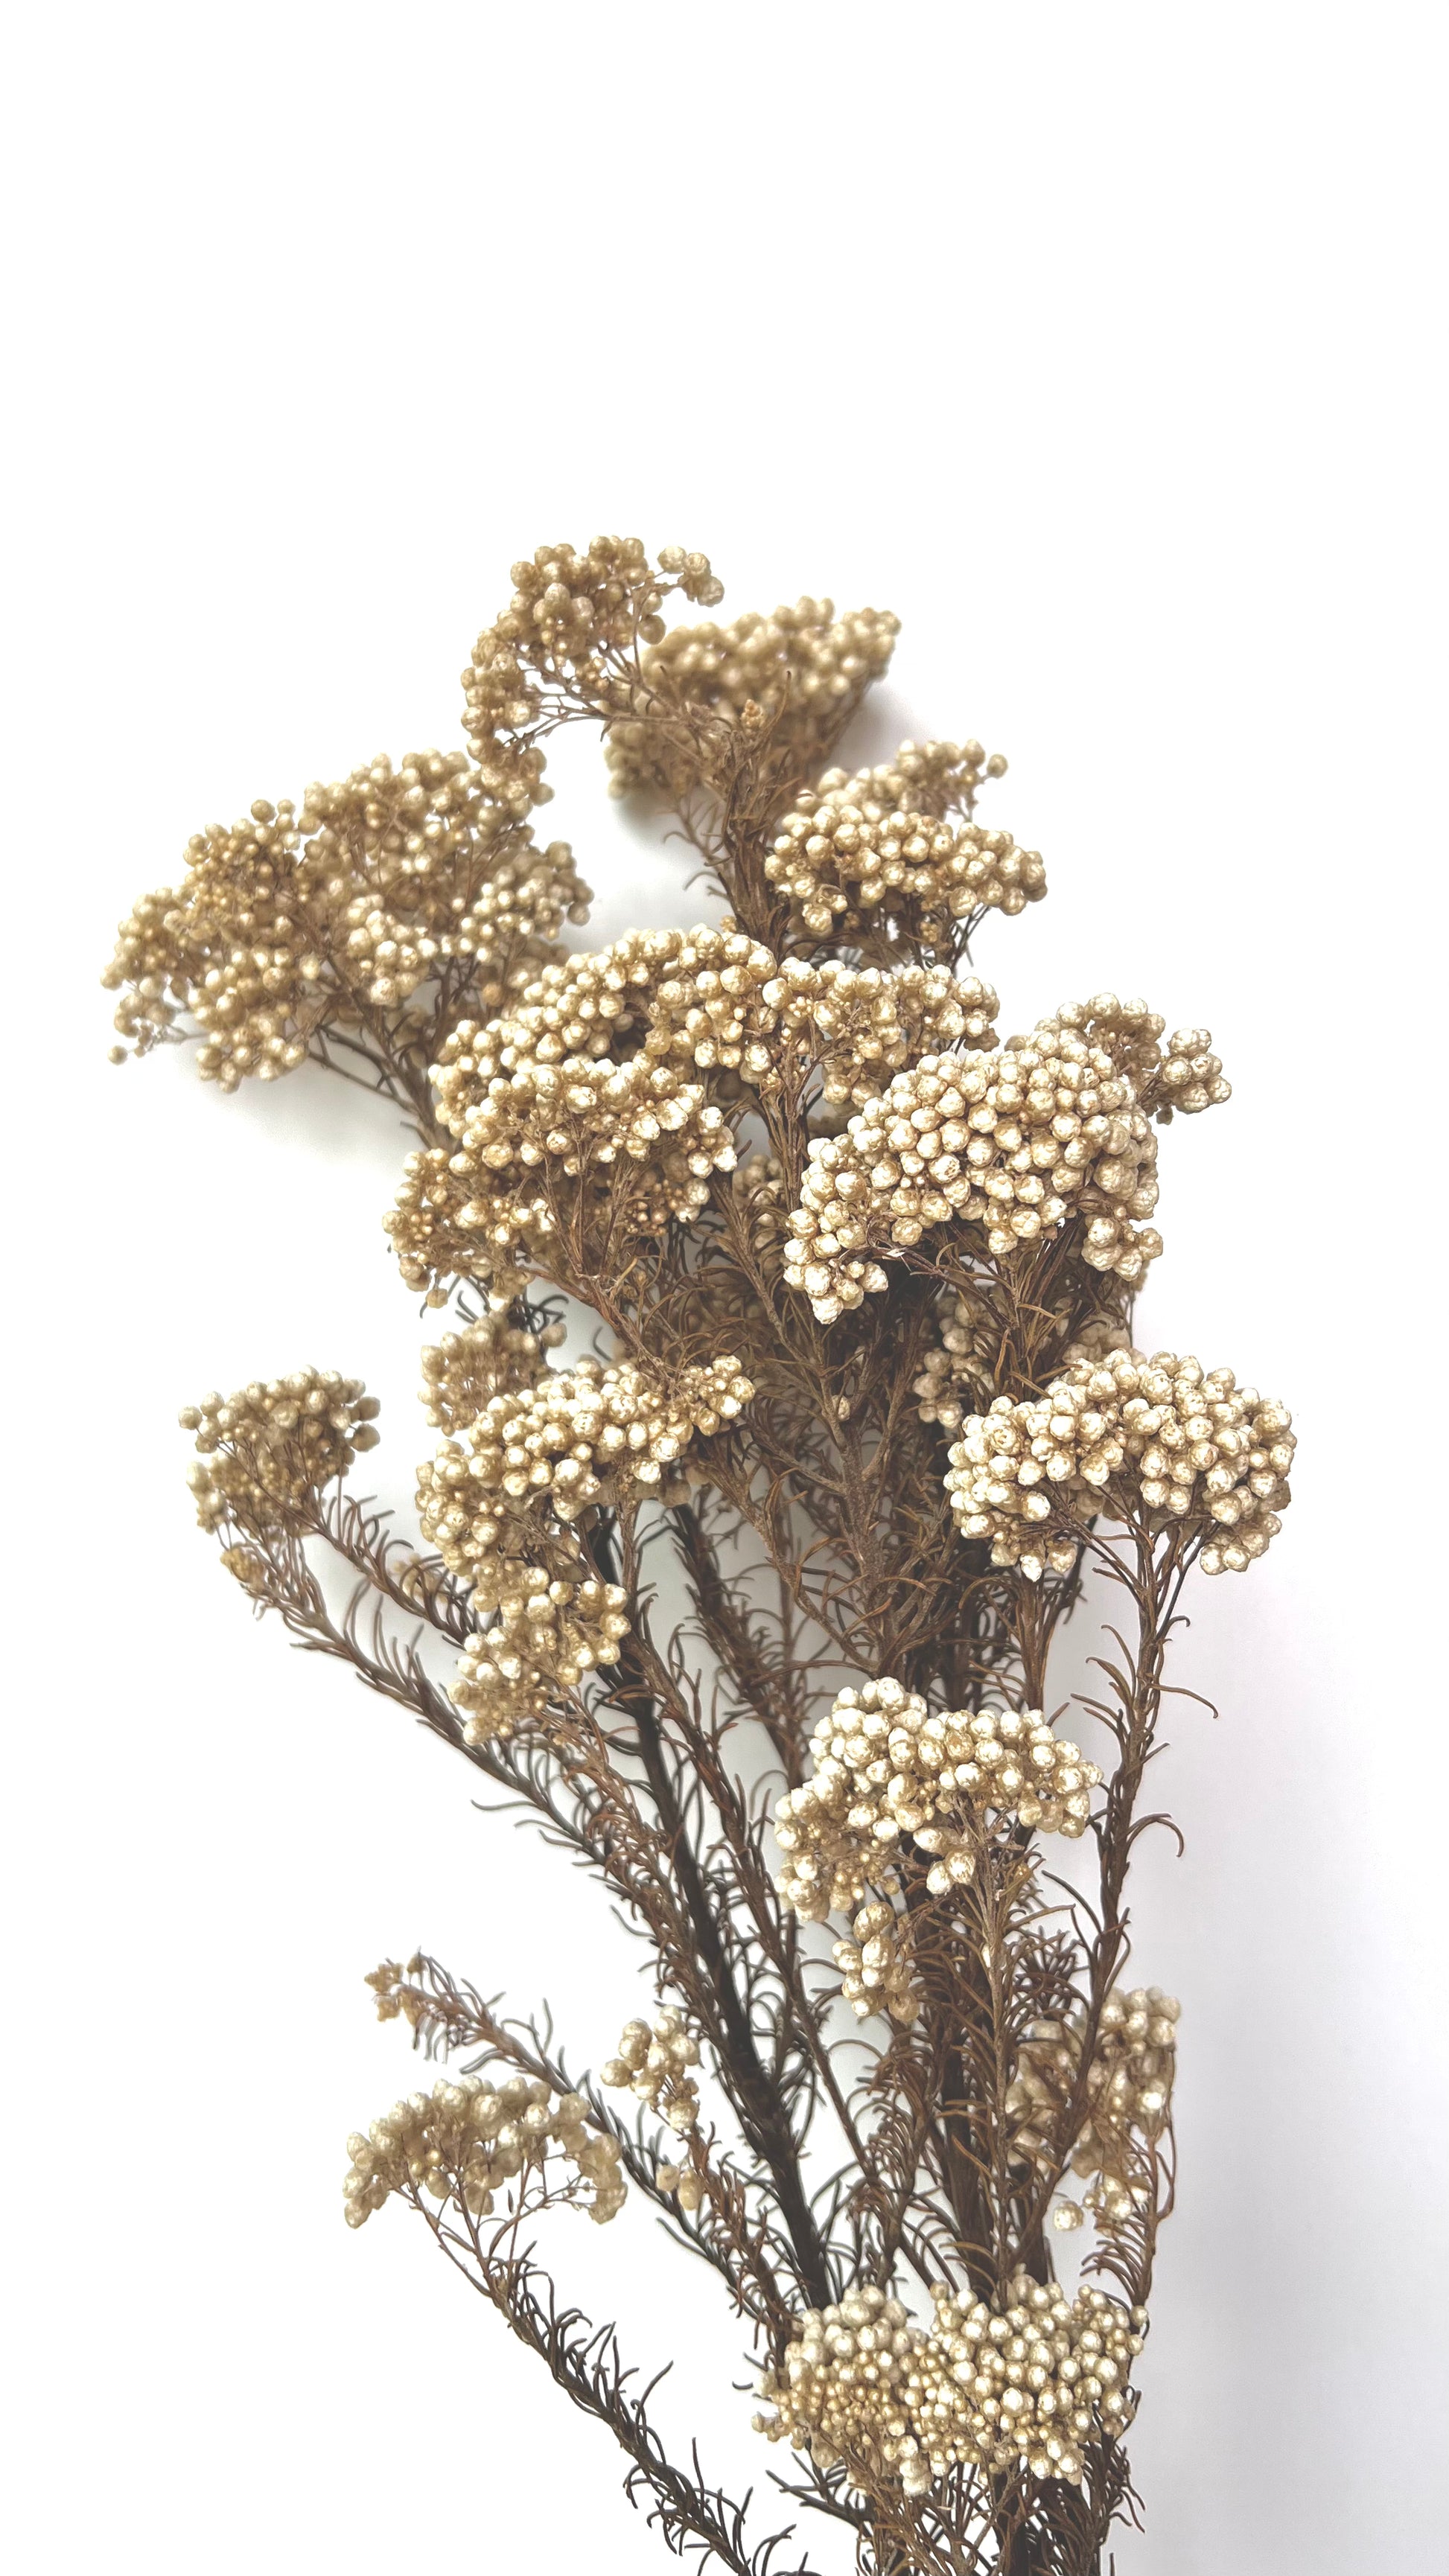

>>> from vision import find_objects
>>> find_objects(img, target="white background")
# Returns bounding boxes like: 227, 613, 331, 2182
6, 6, 1446, 2570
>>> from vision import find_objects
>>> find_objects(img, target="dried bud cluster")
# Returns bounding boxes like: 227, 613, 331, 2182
343, 2073, 625, 2229
419, 1313, 567, 1433
783, 1001, 1213, 1321
418, 1353, 752, 1555
605, 598, 899, 798
768, 742, 1039, 945
601, 2009, 701, 2134
832, 1901, 920, 2026
448, 1552, 631, 1744
774, 1679, 1099, 1928
104, 751, 588, 1083
945, 1351, 1296, 1578
755, 2277, 1144, 2494
1009, 1988, 1181, 2230
463, 538, 724, 814
388, 928, 1000, 1297
180, 1371, 379, 1535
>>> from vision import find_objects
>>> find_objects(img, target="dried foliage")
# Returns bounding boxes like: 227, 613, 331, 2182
108, 535, 1296, 2575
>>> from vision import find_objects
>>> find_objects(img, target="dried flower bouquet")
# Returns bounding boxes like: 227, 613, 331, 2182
106, 538, 1293, 2576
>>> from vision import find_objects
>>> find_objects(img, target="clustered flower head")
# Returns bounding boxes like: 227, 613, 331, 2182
945, 1351, 1296, 1578
180, 1370, 379, 1535
103, 751, 588, 1085
419, 1312, 567, 1433
601, 2008, 701, 2133
417, 1352, 753, 1560
783, 1000, 1215, 1323
754, 2275, 1144, 2494
914, 1297, 1133, 1436
604, 597, 899, 799
447, 1552, 631, 1744
462, 539, 724, 814
768, 742, 1041, 946
832, 1901, 920, 2026
343, 2072, 625, 2229
774, 1678, 1100, 1927
388, 928, 1000, 1298
1008, 1987, 1181, 2232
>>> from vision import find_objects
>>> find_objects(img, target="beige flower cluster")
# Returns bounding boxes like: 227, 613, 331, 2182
832, 1901, 920, 2026
783, 1004, 1195, 1322
418, 1353, 752, 1561
601, 2008, 701, 2134
767, 746, 1041, 944
755, 2275, 1144, 2494
343, 2072, 625, 2229
1050, 996, 1231, 1123
914, 1295, 1134, 1435
419, 1313, 567, 1434
604, 597, 899, 798
104, 752, 589, 1086
944, 1351, 1296, 1579
390, 928, 1000, 1297
462, 539, 724, 814
1008, 1988, 1180, 2229
448, 1552, 631, 1744
180, 1370, 379, 1535
774, 1678, 1099, 1926
762, 958, 999, 1110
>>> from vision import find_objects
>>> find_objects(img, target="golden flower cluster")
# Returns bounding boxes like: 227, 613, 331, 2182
601, 2008, 701, 2134
419, 1312, 568, 1434
417, 1353, 753, 1559
944, 1351, 1296, 1578
754, 2275, 1144, 2495
767, 744, 1041, 945
180, 1370, 379, 1535
773, 1679, 1100, 1925
763, 959, 999, 1109
604, 597, 899, 799
104, 752, 589, 1085
388, 928, 1000, 1298
343, 2073, 625, 2229
783, 1005, 1194, 1322
448, 1552, 631, 1744
832, 1901, 920, 2027
462, 539, 724, 814
1008, 1987, 1181, 2231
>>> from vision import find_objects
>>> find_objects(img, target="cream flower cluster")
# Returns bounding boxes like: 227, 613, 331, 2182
768, 745, 1041, 943
419, 1313, 568, 1434
343, 2073, 625, 2229
944, 1351, 1296, 1578
832, 1901, 920, 2026
605, 597, 899, 798
601, 2009, 701, 2133
104, 753, 587, 1085
763, 959, 999, 1109
462, 538, 724, 814
1008, 1988, 1180, 2228
390, 930, 999, 1296
181, 1370, 379, 1534
755, 2276, 1144, 2494
417, 1354, 752, 1571
783, 1010, 1185, 1323
448, 1552, 631, 1744
914, 1296, 1134, 1435
774, 1679, 1100, 1925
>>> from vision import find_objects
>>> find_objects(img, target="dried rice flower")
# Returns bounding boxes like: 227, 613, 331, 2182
343, 2072, 625, 2228
180, 1370, 379, 1535
754, 2274, 1144, 2494
945, 1351, 1295, 1578
774, 1678, 1099, 1921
